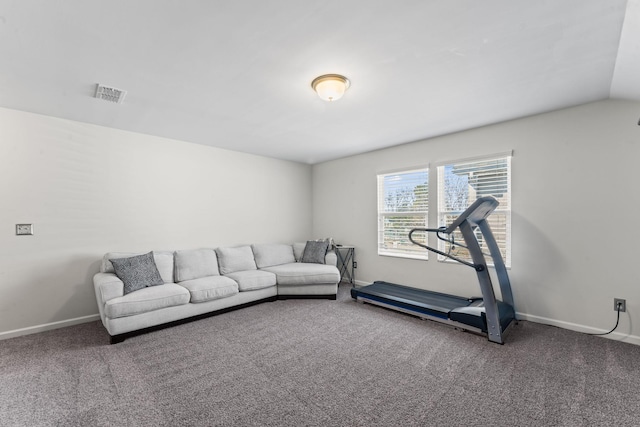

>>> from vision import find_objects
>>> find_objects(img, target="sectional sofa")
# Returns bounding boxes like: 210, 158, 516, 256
93, 242, 340, 344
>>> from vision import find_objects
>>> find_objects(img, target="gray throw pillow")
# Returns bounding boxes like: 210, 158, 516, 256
301, 240, 329, 264
110, 252, 164, 295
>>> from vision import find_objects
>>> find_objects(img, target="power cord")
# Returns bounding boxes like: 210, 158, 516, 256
588, 301, 622, 336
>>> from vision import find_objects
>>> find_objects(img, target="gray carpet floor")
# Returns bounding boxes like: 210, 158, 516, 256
2, 283, 640, 427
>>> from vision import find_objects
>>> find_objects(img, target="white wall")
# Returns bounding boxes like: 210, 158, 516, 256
312, 99, 640, 344
0, 108, 312, 336
4, 100, 640, 343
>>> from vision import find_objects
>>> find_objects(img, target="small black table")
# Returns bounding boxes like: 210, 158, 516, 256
335, 245, 355, 285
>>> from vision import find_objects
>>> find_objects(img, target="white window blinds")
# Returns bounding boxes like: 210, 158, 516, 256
437, 155, 511, 267
377, 169, 429, 259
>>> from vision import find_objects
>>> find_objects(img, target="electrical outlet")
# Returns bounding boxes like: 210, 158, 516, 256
16, 224, 34, 235
614, 298, 626, 312
353, 261, 358, 268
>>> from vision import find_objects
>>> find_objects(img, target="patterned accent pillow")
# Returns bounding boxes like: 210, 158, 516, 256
301, 240, 329, 264
110, 252, 164, 295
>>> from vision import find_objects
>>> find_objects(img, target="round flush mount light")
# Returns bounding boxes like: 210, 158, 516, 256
311, 74, 350, 102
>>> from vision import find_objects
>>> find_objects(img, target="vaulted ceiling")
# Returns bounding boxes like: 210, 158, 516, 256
1, 1, 638, 164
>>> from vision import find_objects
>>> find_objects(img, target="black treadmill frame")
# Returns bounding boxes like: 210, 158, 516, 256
353, 196, 516, 344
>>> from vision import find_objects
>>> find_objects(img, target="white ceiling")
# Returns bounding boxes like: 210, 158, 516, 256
1, 0, 638, 164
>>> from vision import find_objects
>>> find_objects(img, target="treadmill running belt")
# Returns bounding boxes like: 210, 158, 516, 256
354, 281, 473, 313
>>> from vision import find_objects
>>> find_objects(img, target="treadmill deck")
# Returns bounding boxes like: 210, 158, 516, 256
351, 281, 514, 335
352, 281, 474, 317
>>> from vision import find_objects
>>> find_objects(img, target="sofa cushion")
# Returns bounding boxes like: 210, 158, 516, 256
252, 243, 296, 268
178, 276, 239, 303
175, 248, 219, 282
301, 240, 329, 264
110, 252, 164, 295
262, 263, 340, 286
102, 251, 174, 283
104, 284, 190, 319
224, 270, 276, 291
216, 246, 257, 274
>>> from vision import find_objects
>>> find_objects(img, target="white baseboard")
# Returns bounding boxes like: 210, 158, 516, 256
516, 312, 640, 346
352, 279, 369, 287
0, 314, 100, 341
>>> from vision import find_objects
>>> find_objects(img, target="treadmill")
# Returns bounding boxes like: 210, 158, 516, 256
351, 196, 516, 344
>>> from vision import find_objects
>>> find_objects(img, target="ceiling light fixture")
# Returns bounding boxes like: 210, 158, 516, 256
311, 74, 350, 102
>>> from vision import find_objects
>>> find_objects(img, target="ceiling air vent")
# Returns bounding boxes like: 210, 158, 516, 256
95, 84, 127, 104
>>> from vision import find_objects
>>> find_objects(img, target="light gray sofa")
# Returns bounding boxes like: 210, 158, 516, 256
93, 242, 340, 344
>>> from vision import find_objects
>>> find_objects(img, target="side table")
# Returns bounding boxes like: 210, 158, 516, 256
335, 245, 355, 285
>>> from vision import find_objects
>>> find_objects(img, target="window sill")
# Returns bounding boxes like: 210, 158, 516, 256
378, 251, 428, 261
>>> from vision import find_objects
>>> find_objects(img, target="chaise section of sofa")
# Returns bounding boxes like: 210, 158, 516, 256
253, 243, 340, 298
93, 241, 340, 344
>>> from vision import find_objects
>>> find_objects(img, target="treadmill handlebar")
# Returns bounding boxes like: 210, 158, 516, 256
408, 228, 483, 270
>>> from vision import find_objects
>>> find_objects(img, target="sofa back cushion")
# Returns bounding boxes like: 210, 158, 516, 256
252, 243, 296, 268
174, 248, 219, 282
102, 251, 174, 283
215, 245, 257, 275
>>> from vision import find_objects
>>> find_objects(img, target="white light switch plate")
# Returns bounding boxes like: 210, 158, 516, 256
16, 224, 34, 235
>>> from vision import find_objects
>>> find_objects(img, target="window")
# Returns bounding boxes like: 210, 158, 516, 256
377, 169, 428, 259
437, 155, 511, 267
